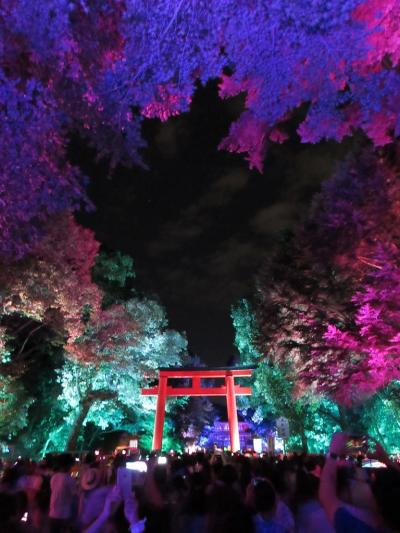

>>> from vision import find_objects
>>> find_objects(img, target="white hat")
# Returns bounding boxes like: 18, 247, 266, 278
81, 468, 102, 490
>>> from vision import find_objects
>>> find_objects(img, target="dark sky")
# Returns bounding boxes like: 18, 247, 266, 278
76, 81, 353, 366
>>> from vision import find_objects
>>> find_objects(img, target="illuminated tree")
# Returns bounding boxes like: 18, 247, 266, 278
0, 314, 70, 456
0, 213, 100, 452
0, 219, 187, 452
1, 0, 400, 255
231, 299, 341, 452
255, 236, 355, 398
0, 74, 88, 259
304, 151, 400, 402
359, 382, 400, 453
58, 297, 187, 451
0, 212, 102, 348
256, 149, 400, 404
0, 205, 187, 452
0, 374, 33, 442
92, 250, 135, 307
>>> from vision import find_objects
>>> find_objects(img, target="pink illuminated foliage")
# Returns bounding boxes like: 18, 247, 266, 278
305, 151, 400, 402
353, 0, 400, 66
256, 237, 356, 401
66, 303, 137, 364
142, 85, 191, 122
257, 150, 400, 404
218, 111, 267, 172
1, 0, 400, 255
0, 212, 102, 346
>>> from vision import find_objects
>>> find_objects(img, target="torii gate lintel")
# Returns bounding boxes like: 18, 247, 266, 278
141, 366, 254, 452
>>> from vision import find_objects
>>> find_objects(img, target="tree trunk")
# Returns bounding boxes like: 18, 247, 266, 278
338, 404, 367, 433
66, 400, 92, 452
299, 427, 308, 453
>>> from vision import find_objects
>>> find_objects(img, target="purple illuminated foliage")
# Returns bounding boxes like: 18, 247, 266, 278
306, 151, 400, 402
0, 0, 400, 256
257, 150, 400, 404
0, 74, 87, 258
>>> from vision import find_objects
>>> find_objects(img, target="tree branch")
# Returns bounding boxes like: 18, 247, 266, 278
17, 324, 44, 356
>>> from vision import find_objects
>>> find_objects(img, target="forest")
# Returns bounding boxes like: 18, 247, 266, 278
0, 0, 399, 455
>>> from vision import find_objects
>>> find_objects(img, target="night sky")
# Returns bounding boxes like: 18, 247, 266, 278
76, 81, 354, 366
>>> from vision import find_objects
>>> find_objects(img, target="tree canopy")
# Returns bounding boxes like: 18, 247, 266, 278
0, 221, 187, 454
1, 0, 400, 257
255, 149, 400, 404
1, 0, 400, 453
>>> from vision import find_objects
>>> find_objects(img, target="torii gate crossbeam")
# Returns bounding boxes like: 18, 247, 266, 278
141, 366, 254, 452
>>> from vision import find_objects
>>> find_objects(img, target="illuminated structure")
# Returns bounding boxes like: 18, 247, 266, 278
142, 366, 253, 451
204, 421, 254, 450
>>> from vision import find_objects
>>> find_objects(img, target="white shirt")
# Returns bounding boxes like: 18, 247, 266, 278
49, 472, 76, 519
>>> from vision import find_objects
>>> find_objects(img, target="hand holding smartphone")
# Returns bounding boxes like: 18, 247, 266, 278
346, 434, 369, 454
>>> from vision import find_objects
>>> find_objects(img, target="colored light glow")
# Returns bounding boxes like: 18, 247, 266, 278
1, 0, 400, 457
1, 0, 400, 256
126, 461, 147, 472
253, 437, 262, 454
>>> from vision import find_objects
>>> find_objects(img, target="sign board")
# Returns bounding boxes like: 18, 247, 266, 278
276, 417, 290, 439
129, 438, 138, 449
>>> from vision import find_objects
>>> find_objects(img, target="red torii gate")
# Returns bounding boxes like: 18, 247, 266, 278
141, 366, 254, 452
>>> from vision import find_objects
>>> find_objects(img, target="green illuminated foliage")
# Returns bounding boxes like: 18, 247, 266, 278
58, 296, 187, 451
92, 251, 136, 307
0, 227, 186, 455
358, 383, 400, 453
139, 416, 183, 453
232, 299, 341, 452
232, 298, 400, 452
0, 375, 33, 441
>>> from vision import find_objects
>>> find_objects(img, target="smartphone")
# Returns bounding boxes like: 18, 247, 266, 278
157, 456, 167, 465
362, 459, 387, 469
126, 460, 147, 473
347, 435, 368, 454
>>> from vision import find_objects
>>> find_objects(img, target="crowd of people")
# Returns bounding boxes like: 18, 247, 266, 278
0, 432, 399, 533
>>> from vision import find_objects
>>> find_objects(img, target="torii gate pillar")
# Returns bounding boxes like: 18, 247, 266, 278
142, 366, 253, 452
153, 375, 167, 453
225, 374, 240, 453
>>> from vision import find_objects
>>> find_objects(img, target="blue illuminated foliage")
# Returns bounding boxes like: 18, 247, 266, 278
0, 0, 399, 255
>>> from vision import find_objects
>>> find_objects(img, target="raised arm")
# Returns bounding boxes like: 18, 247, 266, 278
83, 486, 122, 533
319, 432, 347, 523
368, 438, 400, 473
